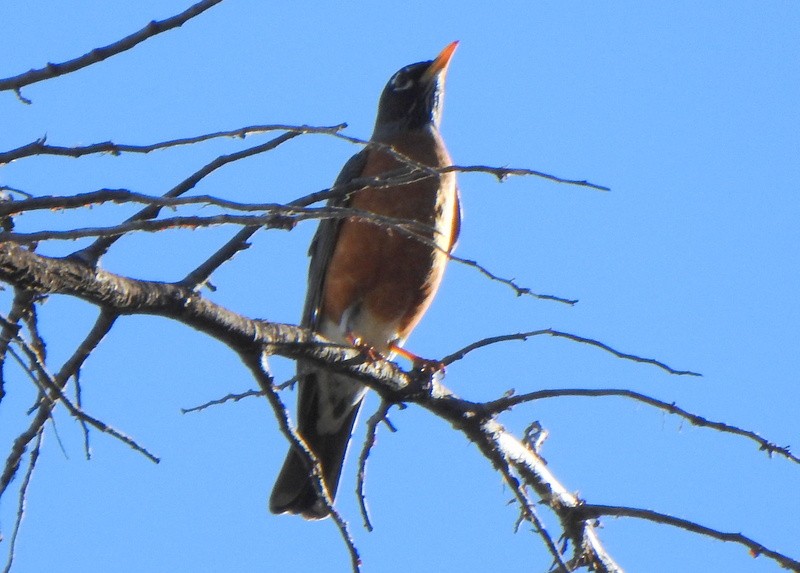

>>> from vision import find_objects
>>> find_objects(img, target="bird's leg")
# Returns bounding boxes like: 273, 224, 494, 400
389, 344, 445, 374
346, 334, 444, 374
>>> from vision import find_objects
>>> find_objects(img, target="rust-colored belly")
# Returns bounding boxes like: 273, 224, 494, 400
321, 130, 458, 345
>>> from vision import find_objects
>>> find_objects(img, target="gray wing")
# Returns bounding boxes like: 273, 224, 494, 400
301, 148, 370, 329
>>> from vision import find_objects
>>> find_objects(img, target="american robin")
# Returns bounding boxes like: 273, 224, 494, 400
269, 42, 461, 519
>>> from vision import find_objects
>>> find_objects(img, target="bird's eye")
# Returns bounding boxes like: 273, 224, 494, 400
389, 72, 414, 91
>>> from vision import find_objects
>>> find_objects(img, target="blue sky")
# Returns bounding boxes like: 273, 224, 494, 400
1, 2, 799, 572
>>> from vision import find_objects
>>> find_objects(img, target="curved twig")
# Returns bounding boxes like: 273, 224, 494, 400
240, 353, 362, 573
0, 124, 345, 164
485, 387, 800, 466
0, 0, 223, 97
181, 389, 263, 414
2, 426, 43, 573
441, 329, 701, 376
578, 504, 800, 572
355, 400, 392, 532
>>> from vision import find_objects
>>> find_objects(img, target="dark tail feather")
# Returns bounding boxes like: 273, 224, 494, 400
269, 398, 362, 519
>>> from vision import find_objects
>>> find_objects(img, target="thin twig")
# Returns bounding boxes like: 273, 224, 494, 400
241, 353, 362, 573
441, 329, 701, 376
0, 124, 345, 164
0, 185, 33, 198
181, 388, 263, 414
449, 254, 577, 305
490, 437, 571, 571
180, 226, 261, 289
485, 387, 800, 466
1, 310, 116, 496
356, 400, 392, 532
74, 370, 92, 460
0, 0, 223, 96
2, 426, 43, 573
71, 131, 303, 265
0, 188, 316, 218
443, 164, 610, 191
579, 504, 800, 572
9, 331, 159, 464
331, 132, 610, 192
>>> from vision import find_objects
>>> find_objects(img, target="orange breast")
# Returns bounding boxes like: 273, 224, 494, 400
321, 130, 458, 345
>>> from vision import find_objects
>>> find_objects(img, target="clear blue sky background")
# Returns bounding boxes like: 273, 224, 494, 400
1, 2, 799, 572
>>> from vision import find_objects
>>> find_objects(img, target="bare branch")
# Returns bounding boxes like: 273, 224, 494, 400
0, 289, 37, 399
0, 0, 223, 96
578, 504, 800, 572
0, 238, 758, 573
7, 326, 159, 464
71, 130, 302, 264
486, 387, 800, 466
449, 254, 577, 305
240, 353, 362, 573
355, 400, 392, 532
0, 124, 345, 164
441, 329, 701, 376
442, 164, 610, 191
0, 186, 33, 199
1, 309, 116, 496
181, 388, 263, 414
2, 426, 43, 573
330, 132, 611, 192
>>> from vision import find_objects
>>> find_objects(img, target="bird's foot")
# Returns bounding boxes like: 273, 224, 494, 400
390, 344, 446, 375
346, 333, 382, 362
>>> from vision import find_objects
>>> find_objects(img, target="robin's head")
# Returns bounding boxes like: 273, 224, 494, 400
373, 41, 458, 136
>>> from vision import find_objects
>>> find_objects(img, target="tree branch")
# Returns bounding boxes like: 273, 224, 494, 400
0, 308, 116, 496
578, 504, 800, 572
2, 238, 793, 571
0, 0, 223, 97
71, 130, 303, 265
485, 387, 800, 466
0, 239, 618, 568
0, 124, 345, 164
441, 329, 701, 376
238, 353, 362, 572
2, 426, 43, 573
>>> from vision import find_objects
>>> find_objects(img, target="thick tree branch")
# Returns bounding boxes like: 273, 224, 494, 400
2, 240, 795, 571
0, 242, 616, 569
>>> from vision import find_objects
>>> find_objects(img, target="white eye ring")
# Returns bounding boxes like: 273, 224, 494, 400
390, 73, 414, 91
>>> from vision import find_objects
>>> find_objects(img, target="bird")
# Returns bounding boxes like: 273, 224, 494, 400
269, 42, 461, 519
